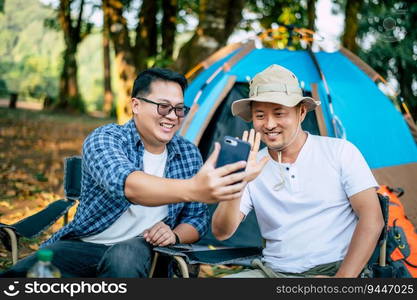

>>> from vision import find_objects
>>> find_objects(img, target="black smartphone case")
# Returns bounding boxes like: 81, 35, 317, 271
215, 136, 251, 172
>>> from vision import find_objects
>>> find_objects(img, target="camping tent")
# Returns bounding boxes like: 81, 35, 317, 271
178, 40, 417, 246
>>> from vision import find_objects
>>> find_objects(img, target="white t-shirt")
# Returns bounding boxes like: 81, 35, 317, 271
240, 133, 379, 273
82, 148, 169, 245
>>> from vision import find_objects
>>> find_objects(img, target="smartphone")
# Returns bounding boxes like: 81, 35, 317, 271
215, 136, 251, 173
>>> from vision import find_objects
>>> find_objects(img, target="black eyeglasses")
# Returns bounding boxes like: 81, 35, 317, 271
134, 97, 190, 118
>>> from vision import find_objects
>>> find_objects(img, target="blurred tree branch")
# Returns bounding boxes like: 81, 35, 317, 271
342, 0, 363, 53
175, 0, 245, 74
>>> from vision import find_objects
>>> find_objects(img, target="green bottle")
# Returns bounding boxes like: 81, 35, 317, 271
27, 249, 61, 278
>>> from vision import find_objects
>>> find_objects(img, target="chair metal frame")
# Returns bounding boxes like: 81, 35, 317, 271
0, 157, 80, 265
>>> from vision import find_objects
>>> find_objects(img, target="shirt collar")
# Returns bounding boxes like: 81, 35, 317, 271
127, 118, 181, 158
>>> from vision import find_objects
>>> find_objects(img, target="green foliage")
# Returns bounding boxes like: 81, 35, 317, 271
77, 31, 105, 112
0, 0, 117, 113
0, 0, 62, 101
244, 0, 308, 30
241, 0, 312, 50
0, 79, 8, 97
357, 0, 417, 117
146, 50, 175, 69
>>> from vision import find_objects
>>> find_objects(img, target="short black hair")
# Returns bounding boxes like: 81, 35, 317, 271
131, 67, 187, 98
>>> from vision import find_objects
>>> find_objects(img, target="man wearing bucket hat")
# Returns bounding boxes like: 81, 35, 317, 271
212, 64, 384, 277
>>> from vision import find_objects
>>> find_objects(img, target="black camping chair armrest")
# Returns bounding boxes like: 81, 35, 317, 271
12, 199, 76, 239
154, 245, 262, 267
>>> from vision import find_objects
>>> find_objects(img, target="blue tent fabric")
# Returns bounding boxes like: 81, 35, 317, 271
315, 52, 417, 168
184, 73, 234, 143
184, 50, 240, 107
230, 48, 321, 89
183, 47, 417, 170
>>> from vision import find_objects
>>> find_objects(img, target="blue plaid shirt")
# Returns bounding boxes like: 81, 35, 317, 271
43, 119, 208, 246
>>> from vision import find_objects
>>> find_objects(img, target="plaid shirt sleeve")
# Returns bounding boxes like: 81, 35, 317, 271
176, 147, 209, 238
82, 126, 140, 203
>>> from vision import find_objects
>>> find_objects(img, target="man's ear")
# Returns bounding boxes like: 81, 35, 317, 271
299, 103, 308, 122
132, 98, 140, 115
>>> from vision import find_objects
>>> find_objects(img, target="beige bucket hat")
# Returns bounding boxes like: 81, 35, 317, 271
231, 64, 320, 122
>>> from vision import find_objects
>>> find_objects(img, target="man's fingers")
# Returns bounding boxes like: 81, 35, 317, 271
158, 237, 174, 247
147, 224, 161, 239
215, 181, 246, 196
154, 231, 172, 246
150, 228, 165, 243
248, 128, 255, 147
220, 171, 247, 186
253, 131, 261, 152
205, 142, 221, 166
215, 161, 246, 177
242, 130, 249, 142
158, 240, 171, 247
146, 222, 164, 241
216, 191, 244, 201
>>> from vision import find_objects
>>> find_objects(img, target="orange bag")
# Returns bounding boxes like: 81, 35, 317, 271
378, 185, 417, 277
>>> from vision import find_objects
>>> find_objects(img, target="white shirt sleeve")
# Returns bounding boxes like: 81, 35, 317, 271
240, 184, 254, 216
340, 140, 379, 198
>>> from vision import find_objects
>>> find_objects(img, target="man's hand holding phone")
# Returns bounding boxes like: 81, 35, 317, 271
188, 142, 247, 204
188, 129, 268, 204
209, 129, 268, 240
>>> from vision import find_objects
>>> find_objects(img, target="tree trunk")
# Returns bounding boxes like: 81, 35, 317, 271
161, 0, 178, 60
175, 0, 245, 74
56, 0, 84, 112
307, 0, 316, 31
9, 92, 17, 109
342, 0, 363, 54
57, 46, 81, 110
134, 0, 157, 70
397, 58, 417, 121
102, 0, 113, 116
104, 0, 136, 124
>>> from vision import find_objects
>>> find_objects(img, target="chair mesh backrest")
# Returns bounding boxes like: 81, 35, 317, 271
64, 156, 82, 199
197, 204, 263, 248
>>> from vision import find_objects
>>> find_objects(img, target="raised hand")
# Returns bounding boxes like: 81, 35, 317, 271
241, 129, 270, 183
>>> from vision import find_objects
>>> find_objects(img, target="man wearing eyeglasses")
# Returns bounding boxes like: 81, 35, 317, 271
211, 65, 384, 278
1, 68, 247, 278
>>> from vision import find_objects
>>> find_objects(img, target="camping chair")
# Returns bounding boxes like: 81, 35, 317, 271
151, 204, 264, 278
0, 157, 80, 265
152, 193, 391, 278
365, 193, 392, 277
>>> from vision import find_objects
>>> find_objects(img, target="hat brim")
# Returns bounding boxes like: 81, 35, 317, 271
231, 95, 320, 122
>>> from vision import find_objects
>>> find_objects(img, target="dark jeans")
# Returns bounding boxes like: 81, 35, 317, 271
0, 237, 156, 278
